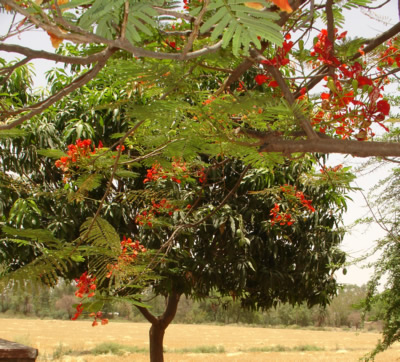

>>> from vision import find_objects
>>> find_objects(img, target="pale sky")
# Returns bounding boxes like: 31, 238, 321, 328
1, 3, 399, 288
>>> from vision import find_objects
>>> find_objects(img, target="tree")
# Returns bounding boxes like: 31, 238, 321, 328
0, 0, 399, 157
0, 1, 397, 360
62, 155, 351, 361
360, 152, 400, 360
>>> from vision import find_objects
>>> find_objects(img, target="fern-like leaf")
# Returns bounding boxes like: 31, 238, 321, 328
78, 0, 158, 45
198, 0, 282, 56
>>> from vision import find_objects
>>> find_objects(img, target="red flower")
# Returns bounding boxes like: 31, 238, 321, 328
377, 99, 390, 115
255, 74, 269, 85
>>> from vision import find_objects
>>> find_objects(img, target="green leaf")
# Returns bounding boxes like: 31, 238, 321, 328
86, 300, 104, 313
232, 26, 243, 56
210, 14, 231, 42
0, 129, 26, 138
200, 7, 227, 33
37, 149, 67, 159
71, 255, 85, 262
61, 0, 94, 9
222, 22, 238, 49
2, 226, 59, 244
75, 173, 103, 191
115, 170, 140, 179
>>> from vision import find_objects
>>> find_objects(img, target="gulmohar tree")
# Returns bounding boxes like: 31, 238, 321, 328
1, 0, 400, 360
1, 60, 353, 360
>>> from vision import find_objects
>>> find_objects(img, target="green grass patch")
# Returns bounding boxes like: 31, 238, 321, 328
91, 342, 147, 355
293, 344, 325, 351
52, 343, 73, 359
169, 345, 226, 354
49, 342, 148, 358
242, 344, 324, 352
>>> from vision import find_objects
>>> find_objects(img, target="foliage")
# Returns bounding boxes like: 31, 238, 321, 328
2, 0, 400, 359
361, 162, 400, 360
1, 0, 399, 157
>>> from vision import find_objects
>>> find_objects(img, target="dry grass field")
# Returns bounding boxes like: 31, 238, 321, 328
1, 318, 399, 361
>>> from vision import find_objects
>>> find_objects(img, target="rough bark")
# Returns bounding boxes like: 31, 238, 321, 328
137, 292, 181, 362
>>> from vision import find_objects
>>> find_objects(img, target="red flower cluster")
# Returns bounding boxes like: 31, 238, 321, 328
90, 311, 109, 327
280, 184, 315, 212
254, 74, 278, 87
74, 271, 97, 298
135, 209, 154, 227
255, 34, 293, 87
55, 139, 104, 181
71, 272, 97, 321
143, 162, 165, 183
260, 34, 293, 67
295, 191, 315, 213
379, 38, 400, 68
55, 139, 96, 172
307, 29, 392, 140
196, 167, 207, 184
106, 236, 147, 278
135, 198, 179, 227
144, 160, 205, 185
320, 164, 343, 173
269, 185, 315, 226
312, 55, 391, 140
71, 303, 84, 321
310, 29, 346, 67
316, 74, 390, 140
270, 203, 294, 226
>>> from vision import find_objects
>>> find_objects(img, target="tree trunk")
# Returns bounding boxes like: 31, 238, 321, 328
137, 292, 181, 362
149, 322, 166, 362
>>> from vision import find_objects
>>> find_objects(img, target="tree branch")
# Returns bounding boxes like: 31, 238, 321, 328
136, 305, 158, 324
0, 43, 111, 65
325, 0, 335, 78
258, 138, 400, 157
296, 21, 400, 97
153, 6, 195, 22
352, 21, 400, 61
0, 47, 116, 130
262, 62, 318, 140
160, 292, 181, 327
181, 0, 209, 59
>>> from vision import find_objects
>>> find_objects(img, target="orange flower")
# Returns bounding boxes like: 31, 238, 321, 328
47, 31, 63, 48
270, 0, 292, 12
52, 0, 69, 10
245, 0, 292, 13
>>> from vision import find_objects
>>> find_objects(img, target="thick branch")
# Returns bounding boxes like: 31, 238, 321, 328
160, 292, 181, 327
0, 43, 110, 65
263, 63, 318, 139
1, 0, 221, 61
352, 21, 400, 61
258, 138, 400, 157
136, 305, 158, 324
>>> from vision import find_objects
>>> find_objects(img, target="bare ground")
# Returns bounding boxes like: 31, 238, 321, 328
1, 318, 399, 361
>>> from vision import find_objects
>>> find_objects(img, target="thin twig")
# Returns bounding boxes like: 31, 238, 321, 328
120, 1, 129, 40
325, 0, 335, 78
181, 0, 209, 59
